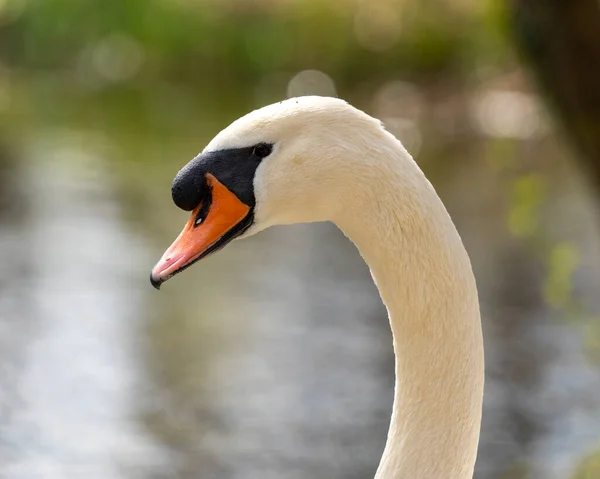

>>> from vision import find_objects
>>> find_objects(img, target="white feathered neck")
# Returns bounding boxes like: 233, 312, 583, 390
332, 129, 484, 479
205, 96, 485, 478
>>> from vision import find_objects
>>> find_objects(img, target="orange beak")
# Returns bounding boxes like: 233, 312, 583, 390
150, 173, 250, 289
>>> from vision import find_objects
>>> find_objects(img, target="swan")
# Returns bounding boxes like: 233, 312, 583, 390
150, 96, 485, 479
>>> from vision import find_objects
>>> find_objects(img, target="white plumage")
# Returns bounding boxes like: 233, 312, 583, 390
155, 96, 485, 478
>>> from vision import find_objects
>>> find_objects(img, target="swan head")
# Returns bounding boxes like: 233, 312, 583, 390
150, 96, 389, 289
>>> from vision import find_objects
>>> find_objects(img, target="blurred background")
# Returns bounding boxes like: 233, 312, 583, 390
1, 0, 600, 478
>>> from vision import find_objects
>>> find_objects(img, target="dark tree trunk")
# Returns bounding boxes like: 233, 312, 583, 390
508, 0, 600, 190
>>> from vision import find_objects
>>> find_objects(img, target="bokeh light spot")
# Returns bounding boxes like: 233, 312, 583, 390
372, 80, 423, 120
472, 90, 546, 139
287, 70, 337, 98
91, 33, 144, 84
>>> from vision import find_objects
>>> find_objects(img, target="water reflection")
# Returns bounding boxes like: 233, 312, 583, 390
144, 221, 394, 479
0, 139, 168, 478
0, 134, 395, 479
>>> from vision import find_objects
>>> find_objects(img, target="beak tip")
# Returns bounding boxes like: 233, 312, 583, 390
150, 272, 163, 290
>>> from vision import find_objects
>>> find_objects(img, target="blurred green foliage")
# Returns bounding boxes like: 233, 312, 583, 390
0, 0, 513, 138
507, 173, 546, 238
2, 0, 508, 75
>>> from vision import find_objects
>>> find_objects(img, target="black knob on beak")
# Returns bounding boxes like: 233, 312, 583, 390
171, 161, 206, 211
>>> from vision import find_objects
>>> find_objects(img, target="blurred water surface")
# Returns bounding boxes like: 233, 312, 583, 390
0, 128, 395, 479
0, 140, 168, 478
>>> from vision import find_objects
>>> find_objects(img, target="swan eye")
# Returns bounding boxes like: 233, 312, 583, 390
252, 143, 272, 159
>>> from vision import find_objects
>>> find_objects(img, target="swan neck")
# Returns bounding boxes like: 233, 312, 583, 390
335, 148, 484, 479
